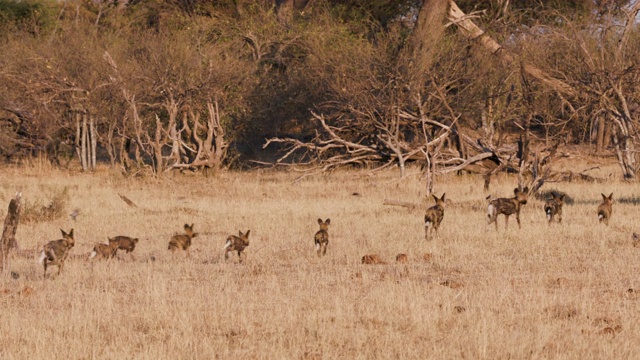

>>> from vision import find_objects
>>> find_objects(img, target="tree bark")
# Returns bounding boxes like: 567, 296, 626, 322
407, 0, 449, 77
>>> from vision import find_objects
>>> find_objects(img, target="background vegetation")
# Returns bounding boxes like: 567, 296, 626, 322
1, 0, 639, 179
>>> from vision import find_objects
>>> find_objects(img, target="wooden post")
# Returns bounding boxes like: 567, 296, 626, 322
1, 192, 22, 274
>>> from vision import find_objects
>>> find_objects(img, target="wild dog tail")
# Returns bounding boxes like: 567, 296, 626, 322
37, 250, 46, 265
598, 212, 605, 221
545, 205, 552, 220
89, 250, 97, 259
487, 203, 496, 224
223, 239, 232, 250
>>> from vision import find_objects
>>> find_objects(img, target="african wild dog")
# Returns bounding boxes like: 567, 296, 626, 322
597, 193, 613, 225
168, 224, 198, 256
544, 192, 565, 224
424, 193, 446, 240
486, 187, 529, 230
224, 230, 250, 263
38, 229, 75, 278
314, 218, 330, 257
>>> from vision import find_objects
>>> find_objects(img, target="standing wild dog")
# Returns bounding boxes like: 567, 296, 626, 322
37, 229, 75, 278
89, 240, 118, 260
597, 193, 613, 225
424, 193, 446, 240
544, 193, 565, 224
168, 224, 198, 256
224, 230, 250, 263
487, 187, 529, 230
109, 236, 139, 258
314, 218, 330, 257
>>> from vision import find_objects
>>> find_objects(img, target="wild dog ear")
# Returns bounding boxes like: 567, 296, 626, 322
601, 193, 607, 200
61, 229, 67, 237
238, 230, 243, 237
317, 218, 323, 225
559, 194, 566, 202
440, 193, 446, 202
68, 229, 74, 237
609, 193, 614, 200
514, 188, 520, 195
523, 187, 529, 194
432, 194, 439, 202
190, 223, 194, 229
245, 230, 251, 237
325, 218, 330, 225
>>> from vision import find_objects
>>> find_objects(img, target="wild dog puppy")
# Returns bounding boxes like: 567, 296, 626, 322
38, 229, 75, 278
314, 218, 330, 257
424, 193, 446, 240
168, 224, 198, 256
486, 187, 529, 230
597, 193, 613, 225
224, 230, 250, 263
109, 236, 139, 258
544, 193, 565, 224
89, 240, 118, 260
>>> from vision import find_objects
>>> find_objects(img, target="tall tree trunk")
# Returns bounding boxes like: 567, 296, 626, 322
406, 0, 449, 77
90, 116, 97, 170
81, 114, 89, 171
596, 115, 605, 154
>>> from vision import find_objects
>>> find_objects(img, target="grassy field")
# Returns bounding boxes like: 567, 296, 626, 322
1, 158, 639, 359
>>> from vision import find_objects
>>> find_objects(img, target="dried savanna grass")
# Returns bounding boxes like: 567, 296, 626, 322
0, 159, 639, 359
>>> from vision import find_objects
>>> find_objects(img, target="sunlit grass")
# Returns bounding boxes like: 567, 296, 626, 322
0, 161, 638, 359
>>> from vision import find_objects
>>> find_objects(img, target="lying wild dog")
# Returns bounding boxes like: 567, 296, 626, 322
597, 193, 613, 225
89, 241, 118, 260
109, 236, 139, 258
395, 254, 408, 263
362, 254, 386, 265
224, 230, 250, 263
314, 218, 330, 257
424, 193, 446, 240
544, 192, 565, 224
38, 229, 75, 278
168, 224, 198, 256
486, 187, 529, 230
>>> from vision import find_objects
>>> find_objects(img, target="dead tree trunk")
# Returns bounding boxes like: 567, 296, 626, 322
75, 113, 97, 171
1, 192, 22, 274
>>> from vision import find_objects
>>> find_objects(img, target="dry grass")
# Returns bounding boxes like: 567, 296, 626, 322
1, 159, 639, 359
